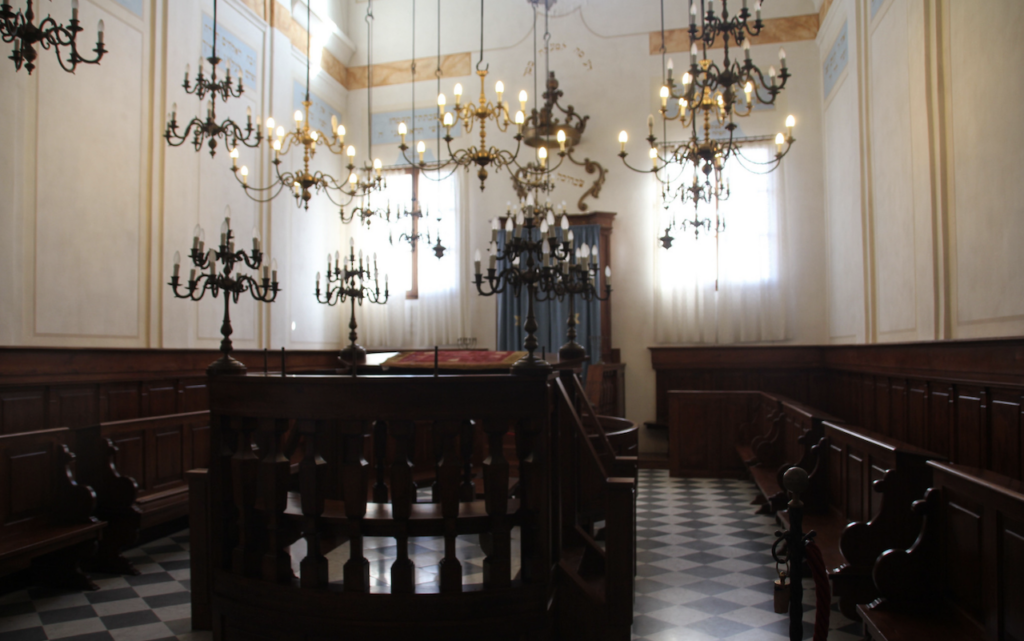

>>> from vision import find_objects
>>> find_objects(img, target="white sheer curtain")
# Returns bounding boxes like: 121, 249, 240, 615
349, 169, 467, 348
654, 143, 786, 344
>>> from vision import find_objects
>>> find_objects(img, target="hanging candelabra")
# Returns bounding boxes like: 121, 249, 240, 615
229, 0, 390, 224
164, 0, 260, 157
315, 239, 389, 365
168, 214, 280, 375
2, 0, 105, 74
473, 200, 608, 375
398, 0, 528, 191
390, 200, 446, 259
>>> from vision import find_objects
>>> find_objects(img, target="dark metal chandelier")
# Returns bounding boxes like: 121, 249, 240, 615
473, 200, 610, 376
2, 0, 105, 74
315, 239, 389, 365
618, 0, 796, 247
164, 0, 260, 157
168, 213, 280, 375
399, 0, 528, 191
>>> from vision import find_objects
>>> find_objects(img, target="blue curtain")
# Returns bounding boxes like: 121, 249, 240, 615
496, 224, 602, 373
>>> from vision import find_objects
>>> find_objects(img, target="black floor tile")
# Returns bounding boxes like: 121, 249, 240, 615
38, 605, 97, 625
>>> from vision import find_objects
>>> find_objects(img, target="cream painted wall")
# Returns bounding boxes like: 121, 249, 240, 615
0, 0, 350, 353
818, 0, 1024, 344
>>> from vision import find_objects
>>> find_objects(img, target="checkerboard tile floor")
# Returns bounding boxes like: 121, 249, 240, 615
0, 471, 863, 640
631, 469, 863, 640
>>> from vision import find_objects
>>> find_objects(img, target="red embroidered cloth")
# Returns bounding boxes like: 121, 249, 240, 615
381, 350, 526, 369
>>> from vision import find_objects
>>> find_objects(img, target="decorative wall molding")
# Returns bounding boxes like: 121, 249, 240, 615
345, 53, 473, 91
648, 14, 820, 56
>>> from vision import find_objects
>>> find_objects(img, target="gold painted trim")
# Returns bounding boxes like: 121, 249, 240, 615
649, 14, 820, 55
345, 53, 472, 91
819, 0, 834, 26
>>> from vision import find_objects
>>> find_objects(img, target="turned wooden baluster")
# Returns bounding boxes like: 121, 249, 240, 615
259, 417, 292, 582
436, 421, 463, 592
459, 420, 476, 502
516, 417, 547, 583
299, 420, 328, 588
342, 424, 370, 592
372, 421, 389, 503
231, 417, 260, 577
389, 420, 416, 593
482, 417, 511, 588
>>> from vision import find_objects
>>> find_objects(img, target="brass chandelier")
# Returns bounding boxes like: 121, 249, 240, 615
618, 0, 796, 247
399, 0, 529, 191
2, 0, 105, 75
164, 0, 260, 158
230, 0, 389, 226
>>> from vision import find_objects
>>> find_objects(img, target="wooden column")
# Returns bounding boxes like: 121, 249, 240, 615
482, 417, 511, 588
299, 420, 327, 588
342, 425, 370, 592
389, 421, 416, 594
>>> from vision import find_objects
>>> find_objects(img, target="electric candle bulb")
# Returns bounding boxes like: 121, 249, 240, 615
690, 1, 697, 23
743, 39, 751, 58
310, 130, 319, 142
373, 159, 382, 176
648, 114, 654, 135
519, 90, 528, 112
294, 110, 303, 123
97, 20, 104, 43
779, 47, 787, 68
557, 129, 567, 151
474, 250, 481, 274
347, 145, 356, 158
650, 147, 658, 168
437, 93, 446, 115
505, 217, 514, 233
398, 122, 407, 136
660, 85, 669, 107
495, 80, 504, 100
489, 254, 497, 270
744, 81, 753, 103
172, 251, 181, 277
515, 111, 525, 129
271, 259, 278, 283
690, 43, 698, 65
769, 65, 777, 81
443, 112, 454, 128
580, 244, 590, 259
349, 172, 358, 185
491, 217, 499, 242
293, 181, 301, 195
667, 58, 674, 75
679, 97, 688, 111
546, 210, 555, 226
192, 225, 201, 250
618, 130, 628, 153
240, 165, 249, 185
756, 1, 762, 20
417, 140, 426, 162
567, 229, 574, 244
72, 0, 79, 20
775, 132, 785, 154
276, 126, 285, 139
273, 139, 281, 152
171, 102, 177, 121
337, 124, 345, 141
540, 220, 549, 235
538, 146, 547, 167
785, 114, 796, 132
683, 72, 692, 87
230, 147, 239, 167
605, 265, 611, 284
560, 215, 569, 231
453, 83, 463, 105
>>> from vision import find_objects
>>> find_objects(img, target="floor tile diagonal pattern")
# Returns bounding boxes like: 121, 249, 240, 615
0, 471, 862, 641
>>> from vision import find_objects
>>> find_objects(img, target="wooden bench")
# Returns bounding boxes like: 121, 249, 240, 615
0, 428, 106, 590
859, 461, 1024, 641
783, 421, 942, 618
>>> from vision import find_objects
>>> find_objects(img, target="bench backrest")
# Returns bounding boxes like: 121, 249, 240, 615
931, 462, 1024, 640
0, 428, 94, 535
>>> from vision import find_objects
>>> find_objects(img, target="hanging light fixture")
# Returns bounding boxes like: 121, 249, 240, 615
399, 0, 529, 191
230, 0, 390, 226
164, 0, 260, 157
2, 0, 105, 75
617, 0, 796, 246
391, 0, 446, 259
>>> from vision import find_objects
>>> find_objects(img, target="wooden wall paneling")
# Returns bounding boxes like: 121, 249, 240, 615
758, 370, 811, 403
845, 446, 865, 523
710, 370, 749, 392
828, 441, 843, 512
943, 487, 985, 624
51, 385, 99, 429
889, 379, 908, 443
179, 379, 208, 413
907, 380, 928, 450
102, 382, 142, 423
4, 441, 54, 522
927, 383, 954, 459
874, 377, 891, 437
861, 375, 876, 433
867, 459, 887, 521
0, 388, 47, 435
988, 389, 1022, 482
143, 380, 179, 417
1001, 515, 1024, 641
154, 425, 185, 491
954, 385, 987, 470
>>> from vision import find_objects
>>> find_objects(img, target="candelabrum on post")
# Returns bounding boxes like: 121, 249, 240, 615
1, 0, 106, 74
553, 243, 611, 361
168, 214, 280, 375
315, 239, 389, 365
473, 200, 609, 375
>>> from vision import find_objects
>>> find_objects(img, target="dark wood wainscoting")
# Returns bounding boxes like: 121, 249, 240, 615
0, 348, 340, 435
651, 338, 1024, 482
